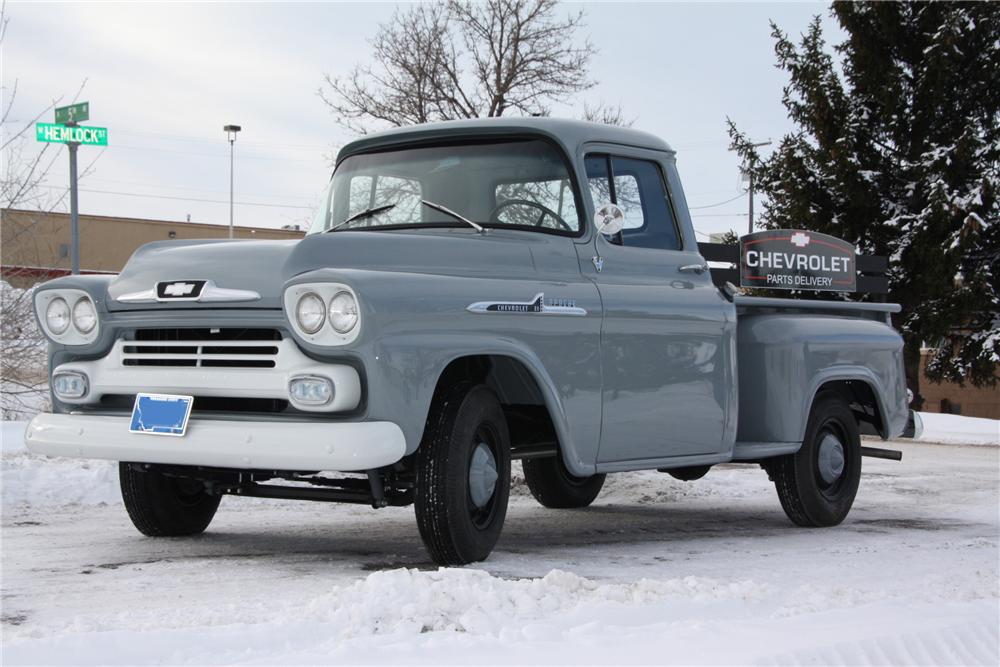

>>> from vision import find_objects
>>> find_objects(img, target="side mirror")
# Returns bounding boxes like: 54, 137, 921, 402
594, 203, 625, 237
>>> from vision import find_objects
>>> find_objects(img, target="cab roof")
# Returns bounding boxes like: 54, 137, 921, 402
336, 117, 674, 165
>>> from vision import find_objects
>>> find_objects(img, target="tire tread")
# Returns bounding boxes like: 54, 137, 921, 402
119, 463, 221, 537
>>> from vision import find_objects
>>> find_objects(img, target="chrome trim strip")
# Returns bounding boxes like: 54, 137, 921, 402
117, 280, 261, 304
466, 292, 587, 316
116, 288, 157, 303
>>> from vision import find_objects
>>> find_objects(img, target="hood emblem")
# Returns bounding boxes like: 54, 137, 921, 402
467, 292, 586, 316
117, 280, 261, 304
162, 281, 197, 297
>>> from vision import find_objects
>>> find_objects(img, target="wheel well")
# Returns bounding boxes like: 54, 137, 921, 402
814, 380, 885, 437
433, 355, 559, 459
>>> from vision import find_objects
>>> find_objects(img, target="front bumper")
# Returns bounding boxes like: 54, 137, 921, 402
24, 413, 406, 471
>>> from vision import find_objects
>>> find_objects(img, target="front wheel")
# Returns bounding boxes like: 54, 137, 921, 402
767, 392, 861, 527
119, 463, 221, 536
415, 383, 511, 565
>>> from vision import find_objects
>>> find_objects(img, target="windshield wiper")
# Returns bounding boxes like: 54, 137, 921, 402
421, 200, 485, 234
325, 203, 396, 233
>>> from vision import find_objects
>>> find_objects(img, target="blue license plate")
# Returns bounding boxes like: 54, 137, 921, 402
129, 393, 194, 437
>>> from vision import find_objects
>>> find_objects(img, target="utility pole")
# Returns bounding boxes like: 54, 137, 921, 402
224, 125, 241, 239
733, 139, 772, 235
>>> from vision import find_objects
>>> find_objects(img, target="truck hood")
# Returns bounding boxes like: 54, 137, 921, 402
106, 230, 542, 311
107, 239, 299, 311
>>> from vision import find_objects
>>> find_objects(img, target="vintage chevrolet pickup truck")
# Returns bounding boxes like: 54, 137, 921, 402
26, 118, 913, 565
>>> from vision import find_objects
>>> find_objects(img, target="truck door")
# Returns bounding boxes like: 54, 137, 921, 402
583, 152, 735, 465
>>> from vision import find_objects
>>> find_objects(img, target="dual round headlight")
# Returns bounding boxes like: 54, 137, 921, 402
295, 290, 358, 335
45, 296, 97, 336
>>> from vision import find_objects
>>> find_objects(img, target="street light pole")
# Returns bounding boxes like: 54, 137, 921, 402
223, 124, 241, 238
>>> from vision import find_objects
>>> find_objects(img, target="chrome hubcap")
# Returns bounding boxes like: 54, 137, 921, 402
817, 433, 845, 485
468, 442, 498, 508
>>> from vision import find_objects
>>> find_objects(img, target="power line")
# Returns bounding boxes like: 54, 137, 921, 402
688, 192, 746, 210
81, 176, 317, 202
113, 127, 326, 152
36, 184, 312, 210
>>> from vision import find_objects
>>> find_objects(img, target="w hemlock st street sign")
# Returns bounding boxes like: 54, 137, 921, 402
35, 122, 108, 146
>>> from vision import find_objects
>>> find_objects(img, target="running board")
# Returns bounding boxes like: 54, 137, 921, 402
861, 446, 902, 461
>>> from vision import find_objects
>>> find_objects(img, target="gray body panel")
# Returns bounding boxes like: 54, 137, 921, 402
36, 118, 908, 476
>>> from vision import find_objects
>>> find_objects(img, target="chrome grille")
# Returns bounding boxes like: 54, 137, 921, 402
121, 328, 281, 368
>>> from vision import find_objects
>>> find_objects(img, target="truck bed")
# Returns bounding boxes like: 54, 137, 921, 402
732, 295, 908, 460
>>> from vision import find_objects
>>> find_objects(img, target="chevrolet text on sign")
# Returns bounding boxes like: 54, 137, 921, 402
35, 122, 108, 146
740, 229, 857, 291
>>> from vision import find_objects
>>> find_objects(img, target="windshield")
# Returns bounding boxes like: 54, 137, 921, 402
307, 139, 582, 235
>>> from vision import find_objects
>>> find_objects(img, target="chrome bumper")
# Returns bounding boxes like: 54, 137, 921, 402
24, 413, 406, 471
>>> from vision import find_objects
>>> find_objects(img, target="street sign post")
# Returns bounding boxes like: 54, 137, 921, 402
54, 102, 90, 125
35, 122, 107, 146
34, 102, 104, 275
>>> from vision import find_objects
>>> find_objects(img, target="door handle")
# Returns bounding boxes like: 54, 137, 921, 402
678, 263, 709, 274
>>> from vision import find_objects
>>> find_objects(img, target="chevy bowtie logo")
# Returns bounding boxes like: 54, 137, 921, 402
790, 232, 811, 247
163, 282, 196, 296
155, 280, 207, 300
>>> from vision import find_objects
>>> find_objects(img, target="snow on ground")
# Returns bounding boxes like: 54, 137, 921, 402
1, 419, 998, 665
916, 411, 1000, 445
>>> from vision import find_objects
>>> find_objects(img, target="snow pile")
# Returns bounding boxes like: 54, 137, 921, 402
917, 411, 999, 445
2, 422, 121, 507
307, 567, 768, 640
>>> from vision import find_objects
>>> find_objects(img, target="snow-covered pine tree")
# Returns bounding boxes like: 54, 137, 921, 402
729, 1, 999, 395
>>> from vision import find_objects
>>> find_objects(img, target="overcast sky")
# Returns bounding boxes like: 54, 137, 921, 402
4, 1, 843, 238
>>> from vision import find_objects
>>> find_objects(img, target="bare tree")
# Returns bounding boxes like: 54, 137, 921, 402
1, 2, 97, 418
582, 101, 635, 128
320, 0, 601, 133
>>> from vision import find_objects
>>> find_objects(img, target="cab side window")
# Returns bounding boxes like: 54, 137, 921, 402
584, 154, 682, 251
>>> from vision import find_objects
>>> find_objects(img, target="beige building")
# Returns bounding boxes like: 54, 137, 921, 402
1, 208, 304, 287
919, 349, 999, 420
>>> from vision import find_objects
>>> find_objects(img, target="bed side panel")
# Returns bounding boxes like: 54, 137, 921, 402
736, 313, 907, 445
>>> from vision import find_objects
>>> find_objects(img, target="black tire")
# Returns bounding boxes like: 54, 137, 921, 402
119, 463, 221, 536
662, 465, 711, 482
523, 456, 605, 508
415, 383, 511, 565
767, 392, 862, 527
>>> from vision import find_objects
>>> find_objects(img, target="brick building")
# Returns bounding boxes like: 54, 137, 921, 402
919, 348, 999, 420
1, 208, 304, 287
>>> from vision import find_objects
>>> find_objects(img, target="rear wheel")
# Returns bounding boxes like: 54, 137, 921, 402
523, 456, 605, 508
415, 383, 511, 565
767, 392, 861, 527
119, 463, 221, 536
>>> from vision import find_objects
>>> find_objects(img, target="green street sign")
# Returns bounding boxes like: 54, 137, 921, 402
36, 122, 108, 146
55, 102, 90, 124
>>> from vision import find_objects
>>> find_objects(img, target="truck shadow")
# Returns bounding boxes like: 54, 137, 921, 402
87, 499, 966, 574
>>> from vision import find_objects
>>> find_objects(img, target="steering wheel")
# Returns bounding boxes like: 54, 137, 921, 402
489, 199, 573, 232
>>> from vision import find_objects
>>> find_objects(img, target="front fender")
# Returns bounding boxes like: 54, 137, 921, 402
363, 332, 599, 475
285, 267, 603, 477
